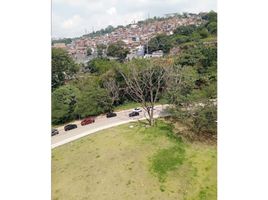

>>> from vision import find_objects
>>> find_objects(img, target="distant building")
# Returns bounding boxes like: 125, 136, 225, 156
151, 50, 163, 58
144, 54, 152, 58
136, 45, 144, 57
126, 53, 137, 61
53, 43, 66, 49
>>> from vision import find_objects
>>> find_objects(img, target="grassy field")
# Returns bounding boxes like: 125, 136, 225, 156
52, 120, 217, 200
113, 102, 141, 111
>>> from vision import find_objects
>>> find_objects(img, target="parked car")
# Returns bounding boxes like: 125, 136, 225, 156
51, 128, 59, 136
81, 117, 95, 126
106, 112, 117, 118
64, 124, 78, 131
129, 111, 139, 117
133, 108, 142, 112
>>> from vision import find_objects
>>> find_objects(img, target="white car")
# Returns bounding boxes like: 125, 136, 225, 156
133, 108, 142, 112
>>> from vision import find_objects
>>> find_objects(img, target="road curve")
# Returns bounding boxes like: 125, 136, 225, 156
51, 105, 170, 149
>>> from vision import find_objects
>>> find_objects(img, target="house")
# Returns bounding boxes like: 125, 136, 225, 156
151, 50, 163, 58
144, 54, 152, 58
53, 43, 66, 49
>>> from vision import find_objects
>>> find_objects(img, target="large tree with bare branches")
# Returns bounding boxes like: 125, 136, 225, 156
119, 58, 172, 126
101, 70, 120, 106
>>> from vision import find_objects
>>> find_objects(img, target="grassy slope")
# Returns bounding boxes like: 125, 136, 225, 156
52, 120, 216, 200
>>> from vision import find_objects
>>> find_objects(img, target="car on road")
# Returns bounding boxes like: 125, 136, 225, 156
64, 124, 78, 131
133, 108, 142, 112
129, 111, 139, 117
81, 117, 95, 126
51, 128, 59, 136
106, 112, 117, 118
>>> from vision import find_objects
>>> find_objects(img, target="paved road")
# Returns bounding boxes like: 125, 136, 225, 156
51, 105, 170, 149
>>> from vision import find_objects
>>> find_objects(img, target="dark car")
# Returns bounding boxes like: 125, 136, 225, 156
129, 111, 139, 117
81, 117, 95, 126
64, 124, 78, 131
106, 112, 117, 118
51, 128, 59, 136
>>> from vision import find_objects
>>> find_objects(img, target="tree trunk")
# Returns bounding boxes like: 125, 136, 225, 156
148, 106, 155, 126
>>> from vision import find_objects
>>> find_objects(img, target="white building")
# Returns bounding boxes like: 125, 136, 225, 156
151, 50, 163, 58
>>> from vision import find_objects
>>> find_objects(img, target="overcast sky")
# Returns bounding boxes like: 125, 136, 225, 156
52, 0, 217, 38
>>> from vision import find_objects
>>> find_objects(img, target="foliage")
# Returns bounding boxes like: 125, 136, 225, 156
72, 76, 113, 117
166, 44, 217, 136
199, 28, 209, 38
75, 87, 112, 118
119, 58, 170, 126
174, 25, 197, 36
107, 41, 129, 62
52, 85, 80, 125
83, 25, 115, 37
85, 58, 119, 75
96, 44, 106, 57
52, 48, 79, 90
100, 70, 121, 105
207, 22, 217, 34
202, 11, 217, 23
146, 34, 172, 54
52, 38, 72, 45
191, 103, 217, 135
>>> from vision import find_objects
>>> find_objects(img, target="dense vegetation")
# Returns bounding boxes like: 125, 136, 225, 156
52, 38, 72, 45
83, 25, 115, 38
52, 11, 217, 138
145, 11, 217, 54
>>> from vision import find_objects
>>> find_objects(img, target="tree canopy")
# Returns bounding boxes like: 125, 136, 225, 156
146, 34, 172, 54
107, 41, 129, 62
52, 85, 80, 124
52, 48, 79, 90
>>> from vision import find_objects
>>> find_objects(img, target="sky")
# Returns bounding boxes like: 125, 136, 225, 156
52, 0, 217, 39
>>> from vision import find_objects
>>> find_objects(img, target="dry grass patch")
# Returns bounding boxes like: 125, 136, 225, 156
52, 120, 216, 200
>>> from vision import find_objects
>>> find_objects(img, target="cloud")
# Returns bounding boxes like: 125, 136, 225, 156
62, 15, 82, 29
106, 7, 117, 15
52, 0, 217, 38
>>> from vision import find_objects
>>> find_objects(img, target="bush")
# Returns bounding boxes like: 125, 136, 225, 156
52, 85, 80, 125
191, 104, 217, 135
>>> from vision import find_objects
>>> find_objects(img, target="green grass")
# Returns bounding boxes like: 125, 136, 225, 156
151, 144, 185, 182
52, 120, 216, 200
114, 102, 141, 111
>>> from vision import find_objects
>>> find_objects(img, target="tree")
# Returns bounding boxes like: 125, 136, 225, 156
202, 11, 217, 23
75, 77, 113, 118
100, 70, 120, 105
207, 22, 217, 35
52, 38, 72, 45
52, 48, 79, 90
107, 41, 129, 62
119, 59, 170, 126
146, 34, 172, 54
174, 25, 197, 36
52, 85, 80, 124
199, 28, 209, 38
87, 48, 92, 56
191, 103, 217, 135
165, 44, 217, 138
96, 44, 106, 57
86, 58, 119, 75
